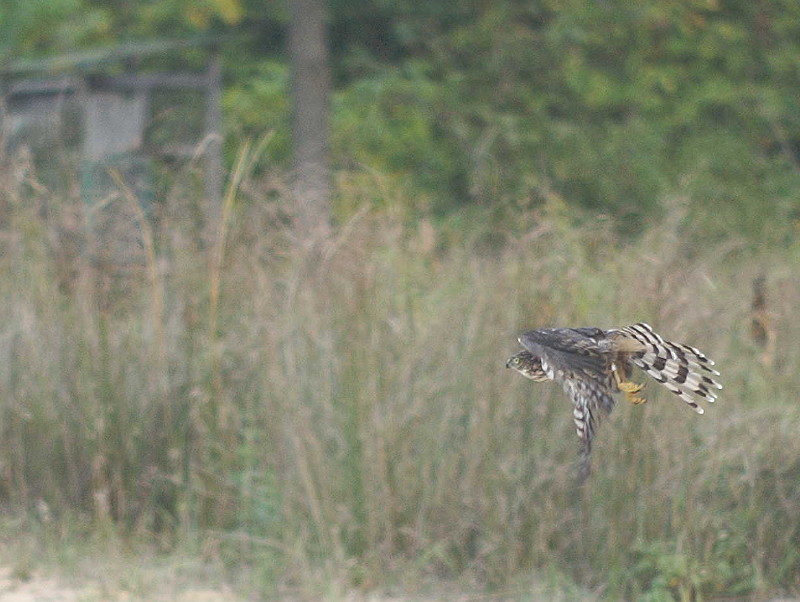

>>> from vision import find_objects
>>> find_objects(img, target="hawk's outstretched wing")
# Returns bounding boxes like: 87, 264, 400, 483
518, 327, 610, 381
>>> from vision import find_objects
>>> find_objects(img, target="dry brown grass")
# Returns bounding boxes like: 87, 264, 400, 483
0, 161, 798, 599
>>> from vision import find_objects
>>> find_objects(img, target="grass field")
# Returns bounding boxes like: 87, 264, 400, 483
0, 159, 799, 600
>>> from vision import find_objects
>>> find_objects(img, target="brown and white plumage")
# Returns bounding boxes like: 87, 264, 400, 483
505, 323, 722, 481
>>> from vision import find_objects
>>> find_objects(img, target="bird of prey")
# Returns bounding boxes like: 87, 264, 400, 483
505, 323, 722, 481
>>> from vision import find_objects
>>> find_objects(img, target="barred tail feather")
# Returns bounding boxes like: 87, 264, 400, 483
631, 356, 709, 413
623, 323, 719, 373
622, 323, 723, 413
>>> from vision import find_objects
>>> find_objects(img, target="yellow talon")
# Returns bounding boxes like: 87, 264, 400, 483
611, 363, 647, 404
618, 380, 647, 405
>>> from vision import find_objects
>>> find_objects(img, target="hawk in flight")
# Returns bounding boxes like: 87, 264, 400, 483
506, 323, 722, 481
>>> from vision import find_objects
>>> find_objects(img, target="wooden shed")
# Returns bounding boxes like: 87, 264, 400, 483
1, 38, 223, 262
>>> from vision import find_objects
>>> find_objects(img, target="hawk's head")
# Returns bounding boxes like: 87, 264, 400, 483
506, 350, 550, 382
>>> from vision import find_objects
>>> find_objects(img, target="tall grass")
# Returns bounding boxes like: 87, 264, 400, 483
0, 157, 799, 599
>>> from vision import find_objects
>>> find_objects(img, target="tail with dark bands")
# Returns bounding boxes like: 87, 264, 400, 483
621, 323, 722, 414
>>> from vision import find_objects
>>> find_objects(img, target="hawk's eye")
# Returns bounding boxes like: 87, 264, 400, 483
512, 357, 521, 366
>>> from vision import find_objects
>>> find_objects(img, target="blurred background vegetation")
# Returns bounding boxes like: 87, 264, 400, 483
4, 0, 800, 238
1, 0, 799, 600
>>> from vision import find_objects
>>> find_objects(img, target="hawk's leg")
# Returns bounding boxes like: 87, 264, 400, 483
612, 363, 646, 405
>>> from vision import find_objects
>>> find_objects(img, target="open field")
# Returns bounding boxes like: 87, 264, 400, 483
0, 157, 799, 600
0, 522, 237, 601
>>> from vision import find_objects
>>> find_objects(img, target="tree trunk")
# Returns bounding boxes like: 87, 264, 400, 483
288, 0, 331, 241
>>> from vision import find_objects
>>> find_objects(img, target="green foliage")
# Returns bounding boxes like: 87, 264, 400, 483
331, 62, 465, 212
0, 0, 246, 62
101, 0, 245, 38
223, 60, 292, 165
4, 0, 800, 239
631, 542, 705, 602
0, 0, 111, 58
324, 0, 800, 235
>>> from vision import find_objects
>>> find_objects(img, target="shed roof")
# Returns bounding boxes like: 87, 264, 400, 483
3, 36, 223, 76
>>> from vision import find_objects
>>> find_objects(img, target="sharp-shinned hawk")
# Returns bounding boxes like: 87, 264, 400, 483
505, 323, 722, 482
